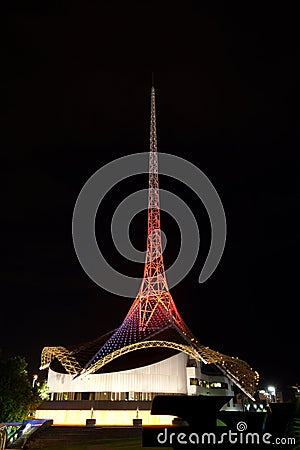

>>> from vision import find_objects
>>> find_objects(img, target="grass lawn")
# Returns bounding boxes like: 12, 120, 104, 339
42, 436, 172, 450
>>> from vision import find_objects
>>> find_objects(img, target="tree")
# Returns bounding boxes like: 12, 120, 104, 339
36, 379, 50, 401
0, 354, 41, 422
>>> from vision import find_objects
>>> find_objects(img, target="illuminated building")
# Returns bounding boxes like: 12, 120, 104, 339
36, 85, 259, 425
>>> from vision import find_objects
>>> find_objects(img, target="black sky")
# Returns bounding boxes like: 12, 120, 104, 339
2, 3, 299, 391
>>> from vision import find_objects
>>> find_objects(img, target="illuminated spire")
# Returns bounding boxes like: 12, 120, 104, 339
83, 85, 193, 368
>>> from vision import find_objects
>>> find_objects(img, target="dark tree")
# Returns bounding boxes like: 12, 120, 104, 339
0, 354, 41, 422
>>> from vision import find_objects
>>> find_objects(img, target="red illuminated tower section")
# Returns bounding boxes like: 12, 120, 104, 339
139, 84, 168, 331
129, 86, 186, 334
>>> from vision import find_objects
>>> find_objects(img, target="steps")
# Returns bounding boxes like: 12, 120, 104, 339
28, 425, 142, 448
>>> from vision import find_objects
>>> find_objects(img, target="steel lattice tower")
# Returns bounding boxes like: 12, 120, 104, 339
82, 86, 197, 369
128, 86, 191, 334
41, 83, 259, 399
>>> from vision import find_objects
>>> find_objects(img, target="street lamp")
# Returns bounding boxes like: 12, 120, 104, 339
32, 374, 38, 388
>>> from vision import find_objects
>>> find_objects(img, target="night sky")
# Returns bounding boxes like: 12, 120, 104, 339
2, 4, 299, 391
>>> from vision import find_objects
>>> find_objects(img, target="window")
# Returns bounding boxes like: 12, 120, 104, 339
190, 378, 199, 386
209, 382, 228, 389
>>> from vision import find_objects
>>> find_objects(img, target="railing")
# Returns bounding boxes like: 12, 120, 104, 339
0, 419, 52, 449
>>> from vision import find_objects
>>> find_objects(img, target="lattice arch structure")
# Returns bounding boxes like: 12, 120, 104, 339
40, 346, 82, 375
79, 341, 201, 376
40, 339, 259, 399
